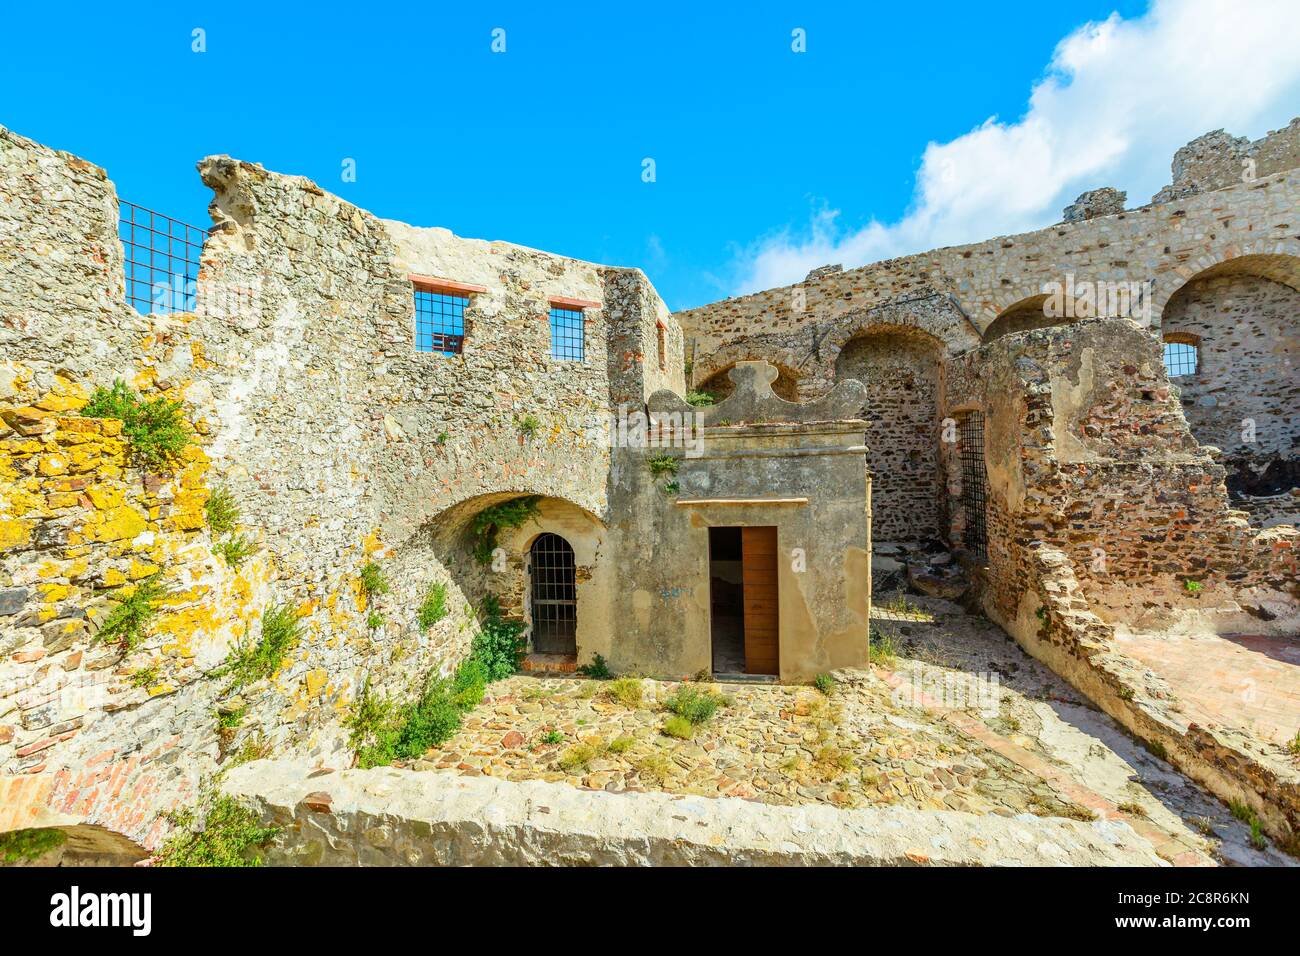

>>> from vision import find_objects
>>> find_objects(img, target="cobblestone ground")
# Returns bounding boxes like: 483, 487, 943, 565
415, 593, 1295, 867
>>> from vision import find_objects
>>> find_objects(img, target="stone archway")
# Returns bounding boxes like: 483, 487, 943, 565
834, 326, 944, 541
1158, 254, 1300, 527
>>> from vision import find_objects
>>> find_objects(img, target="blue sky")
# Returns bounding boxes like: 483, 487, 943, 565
3, 1, 1297, 310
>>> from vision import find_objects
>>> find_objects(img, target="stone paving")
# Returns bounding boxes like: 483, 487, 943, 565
414, 593, 1297, 866
1118, 629, 1300, 748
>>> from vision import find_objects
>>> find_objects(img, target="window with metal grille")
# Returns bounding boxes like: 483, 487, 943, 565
549, 306, 585, 361
959, 411, 988, 561
529, 533, 577, 655
1162, 339, 1199, 378
414, 289, 467, 355
119, 201, 207, 314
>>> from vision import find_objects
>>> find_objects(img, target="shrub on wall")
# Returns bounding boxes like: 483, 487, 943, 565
155, 793, 281, 867
417, 582, 448, 631
348, 596, 524, 768
95, 574, 167, 651
469, 496, 542, 565
220, 603, 301, 690
81, 379, 189, 472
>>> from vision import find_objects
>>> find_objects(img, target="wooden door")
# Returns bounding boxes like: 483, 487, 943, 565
740, 526, 779, 675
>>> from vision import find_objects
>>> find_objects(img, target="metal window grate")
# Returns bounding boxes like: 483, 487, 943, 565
959, 411, 988, 560
119, 201, 207, 314
1163, 340, 1198, 378
530, 532, 577, 654
414, 289, 467, 355
549, 306, 585, 362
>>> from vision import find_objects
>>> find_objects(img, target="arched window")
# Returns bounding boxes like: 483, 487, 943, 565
1162, 334, 1200, 378
529, 533, 576, 655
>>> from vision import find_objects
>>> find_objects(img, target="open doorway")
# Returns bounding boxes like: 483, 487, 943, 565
709, 526, 779, 676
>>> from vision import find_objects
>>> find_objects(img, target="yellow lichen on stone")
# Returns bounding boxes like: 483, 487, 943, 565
102, 567, 127, 587
128, 559, 160, 580
0, 518, 33, 551
95, 505, 148, 542
304, 668, 329, 699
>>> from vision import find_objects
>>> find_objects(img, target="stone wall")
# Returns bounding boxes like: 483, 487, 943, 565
1160, 272, 1300, 527
675, 123, 1300, 566
947, 318, 1298, 636
220, 759, 1166, 866
938, 318, 1300, 845
1153, 118, 1300, 204
834, 328, 942, 540
0, 124, 682, 846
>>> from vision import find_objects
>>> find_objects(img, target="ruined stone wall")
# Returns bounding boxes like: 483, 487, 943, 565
1153, 118, 1300, 204
676, 124, 1300, 555
1160, 273, 1300, 526
948, 318, 1299, 636
0, 124, 681, 846
834, 329, 941, 541
677, 125, 1300, 365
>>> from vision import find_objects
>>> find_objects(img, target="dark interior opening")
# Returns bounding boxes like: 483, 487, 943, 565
709, 527, 745, 673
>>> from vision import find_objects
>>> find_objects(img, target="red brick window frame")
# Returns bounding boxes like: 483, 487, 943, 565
409, 274, 487, 356
1162, 332, 1201, 378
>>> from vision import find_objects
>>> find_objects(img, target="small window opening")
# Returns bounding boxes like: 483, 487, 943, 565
415, 289, 467, 355
1162, 337, 1199, 378
549, 306, 585, 362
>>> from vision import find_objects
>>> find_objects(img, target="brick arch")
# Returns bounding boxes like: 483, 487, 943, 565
1153, 247, 1300, 323
983, 293, 1071, 342
832, 324, 944, 541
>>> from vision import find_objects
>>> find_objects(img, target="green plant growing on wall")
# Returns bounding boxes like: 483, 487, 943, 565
129, 664, 160, 689
0, 827, 67, 864
647, 453, 679, 476
221, 603, 301, 690
155, 793, 281, 867
359, 561, 390, 604
81, 379, 189, 472
1287, 730, 1300, 758
1184, 579, 1203, 595
215, 534, 257, 569
435, 430, 449, 445
470, 495, 542, 565
813, 673, 836, 695
684, 391, 714, 407
366, 610, 384, 630
515, 413, 541, 437
348, 660, 488, 769
417, 582, 449, 631
216, 706, 246, 731
95, 573, 167, 652
662, 479, 680, 496
205, 485, 240, 535
470, 596, 526, 680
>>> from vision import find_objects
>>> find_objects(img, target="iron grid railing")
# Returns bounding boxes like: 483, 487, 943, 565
119, 200, 208, 314
548, 306, 585, 362
959, 411, 989, 560
530, 532, 577, 654
414, 289, 468, 355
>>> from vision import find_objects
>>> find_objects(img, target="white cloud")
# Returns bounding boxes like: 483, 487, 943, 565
732, 0, 1300, 294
